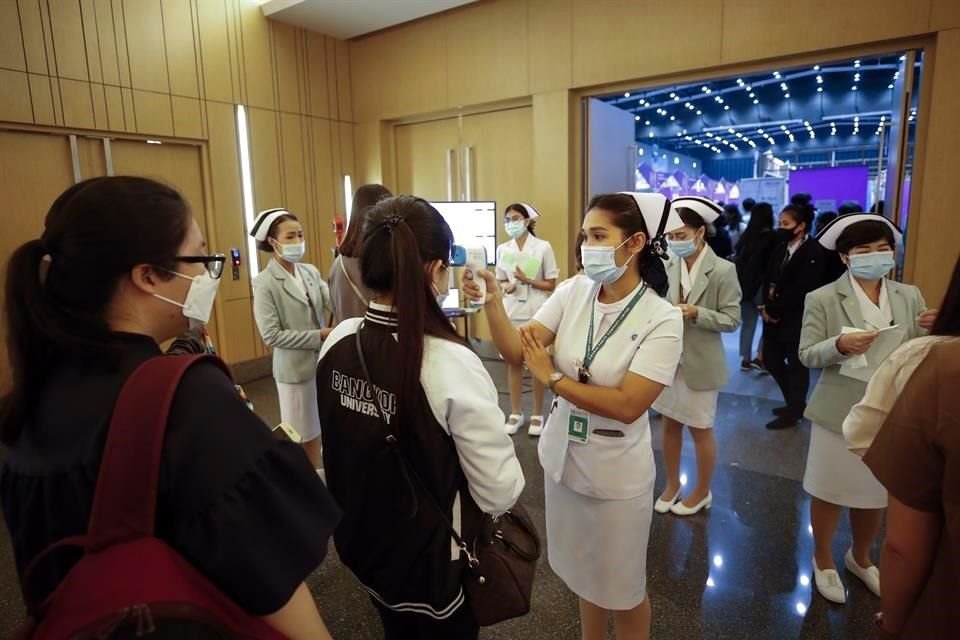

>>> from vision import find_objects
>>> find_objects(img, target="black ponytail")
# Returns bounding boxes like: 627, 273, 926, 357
586, 193, 670, 297
1, 177, 190, 445
360, 196, 467, 416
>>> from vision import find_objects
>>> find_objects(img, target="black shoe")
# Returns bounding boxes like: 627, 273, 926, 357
772, 406, 790, 417
740, 359, 752, 371
751, 359, 768, 374
766, 415, 801, 430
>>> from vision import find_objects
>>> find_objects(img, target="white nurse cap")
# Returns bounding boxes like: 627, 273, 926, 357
816, 213, 903, 251
670, 196, 723, 224
617, 192, 684, 238
250, 208, 291, 241
519, 203, 541, 219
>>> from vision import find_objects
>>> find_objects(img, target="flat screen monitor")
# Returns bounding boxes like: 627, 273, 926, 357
430, 201, 497, 265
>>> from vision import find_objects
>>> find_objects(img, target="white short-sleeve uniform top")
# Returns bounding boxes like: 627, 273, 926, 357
533, 275, 683, 500
495, 235, 560, 322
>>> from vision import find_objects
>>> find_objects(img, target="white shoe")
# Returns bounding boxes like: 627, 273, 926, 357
844, 549, 881, 597
654, 490, 680, 514
670, 491, 712, 516
528, 415, 544, 437
316, 468, 326, 483
813, 558, 847, 604
505, 413, 524, 435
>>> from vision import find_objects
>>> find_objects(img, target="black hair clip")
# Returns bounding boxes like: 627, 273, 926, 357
650, 235, 670, 259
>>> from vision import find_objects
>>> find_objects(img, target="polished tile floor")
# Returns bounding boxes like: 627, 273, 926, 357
0, 332, 880, 639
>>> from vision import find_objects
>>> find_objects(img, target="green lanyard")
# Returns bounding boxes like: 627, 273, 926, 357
578, 282, 648, 382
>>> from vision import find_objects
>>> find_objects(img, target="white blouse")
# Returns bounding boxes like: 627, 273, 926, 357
495, 234, 560, 321
532, 276, 683, 500
843, 335, 955, 455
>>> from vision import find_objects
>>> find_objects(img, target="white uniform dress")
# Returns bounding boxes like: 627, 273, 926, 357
803, 275, 891, 509
651, 248, 719, 428
275, 265, 323, 442
495, 235, 559, 326
533, 276, 683, 610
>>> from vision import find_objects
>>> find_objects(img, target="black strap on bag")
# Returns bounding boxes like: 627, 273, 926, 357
354, 325, 540, 626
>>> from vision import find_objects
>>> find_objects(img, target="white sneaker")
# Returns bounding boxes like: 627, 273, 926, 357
528, 415, 544, 437
813, 558, 847, 604
505, 414, 524, 435
654, 490, 680, 514
670, 491, 712, 516
844, 549, 881, 597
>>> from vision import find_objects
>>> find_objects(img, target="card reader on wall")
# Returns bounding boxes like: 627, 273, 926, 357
230, 248, 241, 281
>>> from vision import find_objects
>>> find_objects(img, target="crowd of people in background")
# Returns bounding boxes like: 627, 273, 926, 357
1, 176, 957, 640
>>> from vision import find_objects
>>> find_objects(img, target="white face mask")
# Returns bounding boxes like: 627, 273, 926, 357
274, 241, 306, 263
431, 266, 451, 307
153, 270, 221, 330
580, 236, 637, 284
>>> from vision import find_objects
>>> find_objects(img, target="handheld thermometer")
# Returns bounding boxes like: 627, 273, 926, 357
464, 246, 487, 307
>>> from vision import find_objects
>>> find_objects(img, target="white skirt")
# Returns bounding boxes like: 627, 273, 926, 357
276, 378, 322, 442
803, 423, 887, 509
651, 366, 719, 428
545, 477, 652, 610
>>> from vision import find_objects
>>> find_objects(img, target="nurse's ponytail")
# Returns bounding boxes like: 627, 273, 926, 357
361, 196, 467, 415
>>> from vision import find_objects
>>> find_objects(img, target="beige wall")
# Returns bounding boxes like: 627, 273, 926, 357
0, 0, 355, 367
351, 0, 960, 304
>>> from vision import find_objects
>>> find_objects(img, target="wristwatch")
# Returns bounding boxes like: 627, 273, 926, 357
548, 371, 565, 392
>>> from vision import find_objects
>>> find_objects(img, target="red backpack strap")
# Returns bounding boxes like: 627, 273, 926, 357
86, 354, 231, 549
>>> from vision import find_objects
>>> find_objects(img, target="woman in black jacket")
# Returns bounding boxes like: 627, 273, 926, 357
733, 202, 776, 370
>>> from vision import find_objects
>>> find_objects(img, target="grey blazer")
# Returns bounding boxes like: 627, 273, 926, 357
665, 247, 742, 390
252, 259, 334, 384
799, 275, 926, 433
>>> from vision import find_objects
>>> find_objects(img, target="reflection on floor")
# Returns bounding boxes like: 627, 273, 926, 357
0, 332, 879, 639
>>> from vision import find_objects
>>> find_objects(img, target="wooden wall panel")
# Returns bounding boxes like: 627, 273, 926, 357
309, 117, 337, 265
304, 32, 329, 118
18, 0, 49, 74
104, 84, 125, 130
112, 0, 132, 86
324, 37, 339, 119
572, 0, 722, 88
59, 79, 96, 129
90, 83, 109, 129
79, 0, 102, 83
273, 21, 300, 113
172, 95, 202, 138
532, 91, 573, 276
29, 74, 56, 125
0, 70, 33, 123
121, 86, 134, 130
195, 0, 234, 103
37, 0, 58, 78
446, 0, 528, 108
248, 106, 282, 212
239, 0, 275, 110
279, 113, 312, 259
132, 89, 173, 135
352, 120, 383, 186
220, 298, 258, 363
335, 39, 351, 122
49, 71, 64, 125
931, 0, 960, 30
48, 0, 90, 82
123, 0, 170, 94
528, 0, 572, 94
0, 1, 26, 71
721, 0, 932, 64
93, 0, 121, 86
161, 0, 200, 98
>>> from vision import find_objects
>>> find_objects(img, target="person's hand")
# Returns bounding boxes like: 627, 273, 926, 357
837, 330, 880, 355
519, 326, 555, 385
918, 308, 939, 331
503, 282, 517, 295
514, 267, 532, 285
462, 268, 500, 305
319, 327, 333, 340
678, 303, 699, 321
760, 308, 779, 324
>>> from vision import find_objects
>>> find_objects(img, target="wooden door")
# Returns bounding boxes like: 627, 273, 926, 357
395, 117, 461, 200
0, 130, 76, 392
460, 107, 533, 219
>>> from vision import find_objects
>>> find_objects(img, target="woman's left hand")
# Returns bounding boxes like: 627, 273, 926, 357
918, 308, 939, 331
519, 326, 555, 385
514, 267, 532, 285
678, 303, 699, 321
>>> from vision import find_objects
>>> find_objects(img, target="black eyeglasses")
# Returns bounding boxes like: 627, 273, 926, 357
176, 254, 226, 279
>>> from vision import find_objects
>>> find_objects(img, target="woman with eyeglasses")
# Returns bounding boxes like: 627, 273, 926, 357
496, 203, 559, 437
0, 177, 340, 638
251, 208, 335, 468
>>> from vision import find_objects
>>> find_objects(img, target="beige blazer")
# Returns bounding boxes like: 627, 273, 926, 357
665, 247, 742, 390
799, 275, 926, 433
252, 259, 333, 384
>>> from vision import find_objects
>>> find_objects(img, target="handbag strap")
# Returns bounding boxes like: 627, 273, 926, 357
339, 256, 369, 307
354, 326, 477, 564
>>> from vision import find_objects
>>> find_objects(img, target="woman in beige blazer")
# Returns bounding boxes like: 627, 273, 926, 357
251, 208, 334, 468
798, 214, 927, 605
653, 197, 742, 517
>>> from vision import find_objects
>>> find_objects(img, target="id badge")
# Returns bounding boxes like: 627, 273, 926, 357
567, 408, 590, 444
517, 283, 529, 303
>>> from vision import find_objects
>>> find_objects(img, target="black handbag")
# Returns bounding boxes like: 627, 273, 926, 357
355, 327, 540, 626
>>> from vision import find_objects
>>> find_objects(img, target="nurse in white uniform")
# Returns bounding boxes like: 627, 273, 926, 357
251, 208, 334, 468
465, 192, 683, 640
653, 197, 742, 516
495, 203, 559, 436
